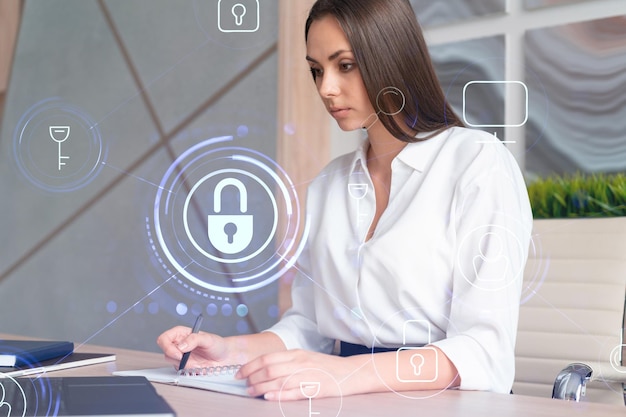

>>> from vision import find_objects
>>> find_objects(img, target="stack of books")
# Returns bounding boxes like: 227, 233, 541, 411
0, 339, 115, 376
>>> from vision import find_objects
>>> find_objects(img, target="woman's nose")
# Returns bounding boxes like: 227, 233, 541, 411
319, 72, 340, 98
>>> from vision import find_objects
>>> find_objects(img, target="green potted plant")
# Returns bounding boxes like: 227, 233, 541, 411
527, 172, 626, 219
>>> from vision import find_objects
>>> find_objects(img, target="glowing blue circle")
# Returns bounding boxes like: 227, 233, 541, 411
221, 304, 233, 316
176, 303, 188, 315
206, 303, 218, 316
152, 139, 309, 294
268, 304, 279, 318
236, 125, 249, 137
13, 98, 105, 192
236, 304, 249, 317
148, 302, 159, 315
182, 168, 278, 264
236, 320, 249, 334
106, 301, 117, 314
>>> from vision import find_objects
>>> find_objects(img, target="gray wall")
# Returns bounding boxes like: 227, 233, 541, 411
0, 0, 280, 352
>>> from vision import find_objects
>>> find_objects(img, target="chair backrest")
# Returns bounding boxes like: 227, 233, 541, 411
514, 217, 626, 405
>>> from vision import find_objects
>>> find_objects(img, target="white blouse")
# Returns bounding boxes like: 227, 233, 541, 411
267, 126, 533, 393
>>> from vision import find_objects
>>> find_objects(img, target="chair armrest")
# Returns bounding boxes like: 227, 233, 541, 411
552, 362, 626, 402
584, 361, 626, 384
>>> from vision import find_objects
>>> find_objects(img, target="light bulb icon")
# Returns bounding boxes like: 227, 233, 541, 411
232, 3, 246, 26
300, 382, 321, 417
49, 125, 70, 170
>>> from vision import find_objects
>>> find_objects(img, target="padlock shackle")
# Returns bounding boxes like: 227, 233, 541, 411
214, 178, 247, 214
403, 320, 432, 345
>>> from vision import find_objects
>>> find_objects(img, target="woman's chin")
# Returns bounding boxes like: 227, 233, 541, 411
334, 120, 365, 132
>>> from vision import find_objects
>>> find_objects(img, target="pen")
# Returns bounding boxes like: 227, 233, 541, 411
178, 314, 203, 371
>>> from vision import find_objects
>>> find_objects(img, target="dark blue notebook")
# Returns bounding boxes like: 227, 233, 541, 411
0, 376, 176, 416
0, 339, 74, 367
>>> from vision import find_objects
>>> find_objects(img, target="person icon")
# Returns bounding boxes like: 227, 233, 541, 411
0, 382, 12, 417
473, 232, 511, 282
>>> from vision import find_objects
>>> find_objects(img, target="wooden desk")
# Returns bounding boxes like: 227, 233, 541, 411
32, 343, 619, 417
0, 334, 621, 417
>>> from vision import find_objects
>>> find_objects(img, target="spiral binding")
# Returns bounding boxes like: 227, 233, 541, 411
177, 364, 242, 377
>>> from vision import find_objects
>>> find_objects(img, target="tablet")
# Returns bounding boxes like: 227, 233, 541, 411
0, 375, 176, 417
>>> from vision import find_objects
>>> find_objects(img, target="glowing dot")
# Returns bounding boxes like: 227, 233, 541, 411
191, 304, 203, 316
221, 304, 233, 316
206, 303, 218, 316
236, 304, 248, 317
267, 305, 279, 318
148, 302, 159, 315
236, 320, 249, 334
106, 301, 117, 313
351, 307, 363, 320
237, 125, 249, 138
284, 123, 296, 135
350, 326, 362, 338
176, 303, 188, 316
333, 306, 346, 320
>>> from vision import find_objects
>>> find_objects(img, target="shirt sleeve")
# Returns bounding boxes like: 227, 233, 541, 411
431, 144, 533, 393
263, 229, 336, 354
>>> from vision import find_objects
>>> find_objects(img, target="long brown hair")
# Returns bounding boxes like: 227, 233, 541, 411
305, 0, 464, 142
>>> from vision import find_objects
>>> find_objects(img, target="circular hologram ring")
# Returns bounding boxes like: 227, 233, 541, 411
13, 98, 105, 192
153, 137, 305, 293
183, 168, 278, 264
0, 371, 60, 417
0, 373, 28, 417
610, 344, 626, 374
376, 86, 406, 116
370, 308, 459, 400
456, 222, 527, 292
278, 368, 342, 417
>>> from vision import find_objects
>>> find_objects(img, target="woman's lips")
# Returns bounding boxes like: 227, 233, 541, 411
329, 107, 351, 118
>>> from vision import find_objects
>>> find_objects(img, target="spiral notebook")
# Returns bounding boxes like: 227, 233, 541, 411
113, 365, 250, 397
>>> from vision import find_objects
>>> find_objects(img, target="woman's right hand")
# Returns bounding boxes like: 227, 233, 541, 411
156, 326, 230, 369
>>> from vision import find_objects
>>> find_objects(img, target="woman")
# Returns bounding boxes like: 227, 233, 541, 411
157, 0, 532, 400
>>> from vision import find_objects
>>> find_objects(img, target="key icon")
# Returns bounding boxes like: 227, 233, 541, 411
348, 183, 369, 224
49, 126, 70, 170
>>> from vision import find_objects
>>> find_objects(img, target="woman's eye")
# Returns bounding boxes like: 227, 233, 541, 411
340, 62, 355, 71
309, 67, 323, 79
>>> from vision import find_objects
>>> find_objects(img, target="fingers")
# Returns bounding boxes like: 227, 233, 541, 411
156, 327, 230, 370
237, 350, 288, 380
156, 326, 191, 361
237, 350, 345, 401
238, 351, 316, 399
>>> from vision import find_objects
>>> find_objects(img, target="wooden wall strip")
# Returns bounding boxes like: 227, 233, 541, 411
276, 0, 329, 314
0, 0, 21, 94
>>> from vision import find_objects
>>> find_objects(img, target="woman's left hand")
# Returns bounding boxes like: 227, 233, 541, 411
236, 349, 363, 401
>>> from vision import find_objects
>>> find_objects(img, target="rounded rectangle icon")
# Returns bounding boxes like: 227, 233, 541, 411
462, 81, 528, 127
396, 346, 439, 383
218, 0, 260, 33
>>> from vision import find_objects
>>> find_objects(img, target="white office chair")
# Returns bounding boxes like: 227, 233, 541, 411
514, 217, 626, 405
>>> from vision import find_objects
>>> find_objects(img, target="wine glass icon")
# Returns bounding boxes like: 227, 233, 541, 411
49, 126, 70, 170
299, 382, 321, 417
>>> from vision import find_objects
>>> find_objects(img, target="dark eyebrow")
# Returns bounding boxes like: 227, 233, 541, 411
306, 49, 353, 64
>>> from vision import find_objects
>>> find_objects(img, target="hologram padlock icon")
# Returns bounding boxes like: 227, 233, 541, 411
208, 178, 254, 255
396, 320, 439, 383
218, 0, 260, 33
